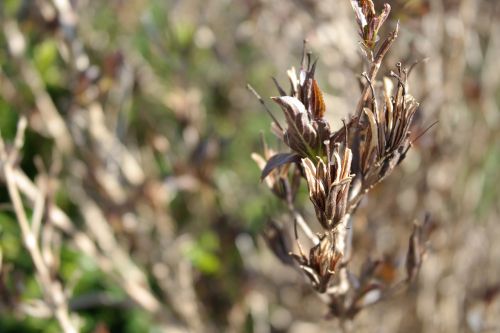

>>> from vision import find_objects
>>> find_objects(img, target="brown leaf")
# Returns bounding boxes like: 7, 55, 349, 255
272, 96, 318, 156
363, 107, 379, 160
262, 220, 294, 265
350, 0, 370, 29
260, 153, 300, 180
378, 4, 391, 31
311, 79, 326, 119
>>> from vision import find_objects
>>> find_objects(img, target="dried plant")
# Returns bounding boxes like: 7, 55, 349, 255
1, 0, 498, 331
253, 0, 433, 320
0, 1, 213, 331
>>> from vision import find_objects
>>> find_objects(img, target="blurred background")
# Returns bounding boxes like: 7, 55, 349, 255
0, 0, 499, 332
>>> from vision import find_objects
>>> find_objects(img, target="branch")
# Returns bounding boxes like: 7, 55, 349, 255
355, 22, 399, 119
0, 117, 78, 333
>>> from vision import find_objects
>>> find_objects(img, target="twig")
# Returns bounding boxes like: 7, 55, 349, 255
2, 21, 73, 153
355, 22, 399, 119
247, 84, 284, 131
0, 118, 78, 333
287, 201, 320, 245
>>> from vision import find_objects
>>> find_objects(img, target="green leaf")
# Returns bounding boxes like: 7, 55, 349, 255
33, 40, 62, 86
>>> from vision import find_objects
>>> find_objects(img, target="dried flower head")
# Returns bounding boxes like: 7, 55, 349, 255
357, 64, 420, 189
271, 53, 331, 158
290, 231, 342, 293
351, 0, 391, 51
301, 144, 353, 230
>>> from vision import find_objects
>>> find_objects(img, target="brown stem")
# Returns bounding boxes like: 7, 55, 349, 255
355, 22, 400, 119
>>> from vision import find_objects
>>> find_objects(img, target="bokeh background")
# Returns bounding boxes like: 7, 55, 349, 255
0, 0, 499, 332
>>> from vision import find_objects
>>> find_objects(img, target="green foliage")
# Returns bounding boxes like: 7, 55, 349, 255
185, 231, 221, 274
0, 99, 18, 140
33, 40, 62, 87
0, 213, 32, 271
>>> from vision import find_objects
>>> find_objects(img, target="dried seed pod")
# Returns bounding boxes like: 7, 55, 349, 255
350, 0, 391, 51
301, 146, 353, 230
290, 231, 342, 293
271, 54, 332, 159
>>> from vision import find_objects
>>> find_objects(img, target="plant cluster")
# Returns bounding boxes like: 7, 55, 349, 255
253, 0, 433, 319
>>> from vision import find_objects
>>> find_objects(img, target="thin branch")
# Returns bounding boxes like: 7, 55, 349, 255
287, 201, 320, 245
355, 22, 399, 119
247, 83, 284, 131
0, 118, 77, 333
